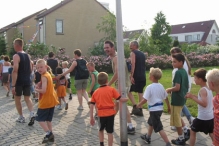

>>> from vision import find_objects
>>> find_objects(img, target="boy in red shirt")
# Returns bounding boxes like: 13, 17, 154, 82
206, 68, 219, 146
90, 72, 128, 146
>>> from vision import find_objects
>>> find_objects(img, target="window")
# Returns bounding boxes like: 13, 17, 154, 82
197, 34, 200, 40
172, 36, 178, 40
56, 20, 63, 34
185, 35, 192, 42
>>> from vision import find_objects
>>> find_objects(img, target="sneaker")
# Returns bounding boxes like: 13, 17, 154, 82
127, 126, 135, 134
189, 116, 195, 125
65, 103, 68, 110
16, 117, 25, 123
171, 138, 185, 145
140, 134, 151, 144
171, 126, 176, 130
57, 105, 62, 110
77, 106, 84, 110
184, 129, 190, 141
69, 95, 72, 100
28, 116, 35, 126
42, 132, 54, 143
6, 91, 9, 97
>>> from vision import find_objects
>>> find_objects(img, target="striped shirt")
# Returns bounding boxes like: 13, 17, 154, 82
213, 94, 219, 146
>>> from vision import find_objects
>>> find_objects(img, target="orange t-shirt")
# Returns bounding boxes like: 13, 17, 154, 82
91, 85, 120, 117
38, 72, 59, 109
213, 94, 219, 146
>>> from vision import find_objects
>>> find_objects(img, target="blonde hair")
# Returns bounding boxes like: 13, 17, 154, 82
47, 66, 53, 76
13, 38, 24, 48
36, 59, 46, 65
150, 67, 162, 80
86, 62, 95, 67
206, 68, 219, 87
98, 72, 108, 85
62, 61, 69, 66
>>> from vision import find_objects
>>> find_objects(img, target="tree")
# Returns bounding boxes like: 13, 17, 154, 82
149, 11, 172, 54
173, 40, 179, 47
0, 36, 7, 55
8, 29, 22, 59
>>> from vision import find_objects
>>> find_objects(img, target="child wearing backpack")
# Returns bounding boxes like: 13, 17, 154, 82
62, 61, 73, 100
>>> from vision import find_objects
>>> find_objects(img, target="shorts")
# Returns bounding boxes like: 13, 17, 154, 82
170, 105, 183, 127
15, 85, 31, 96
67, 78, 71, 88
191, 118, 214, 134
148, 111, 163, 133
2, 73, 9, 83
74, 79, 88, 90
99, 115, 114, 133
36, 107, 55, 122
57, 85, 66, 97
129, 79, 146, 93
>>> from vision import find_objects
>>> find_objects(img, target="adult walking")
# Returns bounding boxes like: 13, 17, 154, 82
0, 55, 5, 86
1, 55, 11, 97
57, 49, 89, 110
12, 38, 35, 126
47, 52, 58, 75
128, 40, 146, 116
104, 40, 136, 134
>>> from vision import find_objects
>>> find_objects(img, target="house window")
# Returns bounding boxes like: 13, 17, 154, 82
185, 35, 192, 42
56, 20, 63, 34
197, 34, 200, 40
172, 36, 178, 40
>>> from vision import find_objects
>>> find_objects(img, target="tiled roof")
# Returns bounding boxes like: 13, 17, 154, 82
123, 29, 144, 39
171, 20, 215, 42
0, 23, 16, 33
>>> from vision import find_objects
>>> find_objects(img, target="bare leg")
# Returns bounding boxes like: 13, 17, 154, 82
58, 97, 61, 105
126, 106, 132, 123
159, 130, 170, 143
128, 92, 136, 106
3, 83, 9, 92
82, 90, 89, 102
176, 126, 183, 135
107, 133, 113, 146
209, 133, 214, 143
77, 90, 83, 106
46, 121, 52, 132
99, 130, 104, 144
189, 130, 196, 146
24, 96, 34, 112
138, 93, 143, 108
147, 126, 153, 136
15, 96, 23, 116
39, 122, 49, 132
61, 97, 66, 103
181, 118, 186, 127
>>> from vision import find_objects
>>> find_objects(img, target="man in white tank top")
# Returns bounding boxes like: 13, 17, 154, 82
186, 68, 214, 146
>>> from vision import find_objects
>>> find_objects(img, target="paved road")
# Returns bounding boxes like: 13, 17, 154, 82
0, 85, 213, 146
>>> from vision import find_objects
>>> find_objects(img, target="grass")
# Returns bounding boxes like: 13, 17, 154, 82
70, 66, 218, 117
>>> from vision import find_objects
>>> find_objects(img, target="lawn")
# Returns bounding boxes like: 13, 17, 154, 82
70, 66, 218, 117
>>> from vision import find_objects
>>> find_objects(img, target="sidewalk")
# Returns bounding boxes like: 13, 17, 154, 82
0, 85, 212, 146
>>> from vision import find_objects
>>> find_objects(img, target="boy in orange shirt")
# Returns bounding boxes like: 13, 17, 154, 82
206, 68, 219, 146
35, 59, 59, 144
90, 72, 128, 146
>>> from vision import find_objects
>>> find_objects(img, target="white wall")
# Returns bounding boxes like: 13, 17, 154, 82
206, 22, 219, 44
169, 32, 205, 43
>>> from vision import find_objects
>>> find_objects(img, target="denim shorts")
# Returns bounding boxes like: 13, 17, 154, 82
36, 107, 55, 122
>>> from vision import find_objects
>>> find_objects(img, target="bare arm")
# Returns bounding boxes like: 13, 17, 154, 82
165, 98, 171, 114
35, 76, 47, 94
90, 104, 95, 126
108, 56, 118, 86
12, 54, 20, 87
57, 61, 77, 79
186, 88, 208, 107
166, 83, 180, 93
130, 52, 136, 84
136, 98, 147, 108
89, 73, 96, 93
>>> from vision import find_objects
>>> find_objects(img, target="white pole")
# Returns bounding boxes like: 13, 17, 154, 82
115, 0, 128, 145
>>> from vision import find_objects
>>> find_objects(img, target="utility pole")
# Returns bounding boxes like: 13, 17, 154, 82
115, 0, 128, 145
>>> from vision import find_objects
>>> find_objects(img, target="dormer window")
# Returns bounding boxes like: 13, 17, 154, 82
182, 25, 185, 28
201, 23, 204, 25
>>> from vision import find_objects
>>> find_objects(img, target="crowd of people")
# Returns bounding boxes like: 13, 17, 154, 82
0, 38, 219, 146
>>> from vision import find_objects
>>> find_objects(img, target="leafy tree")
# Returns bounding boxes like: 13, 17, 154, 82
25, 42, 50, 59
8, 29, 22, 59
0, 36, 7, 55
149, 11, 172, 54
173, 40, 179, 47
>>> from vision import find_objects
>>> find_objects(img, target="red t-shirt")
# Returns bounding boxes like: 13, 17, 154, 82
91, 85, 120, 117
213, 94, 219, 146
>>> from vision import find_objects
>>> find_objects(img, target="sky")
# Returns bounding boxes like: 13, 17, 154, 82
0, 0, 218, 31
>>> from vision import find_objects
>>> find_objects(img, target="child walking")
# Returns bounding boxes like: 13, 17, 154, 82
35, 59, 59, 144
56, 67, 68, 110
90, 72, 128, 146
206, 68, 219, 146
62, 61, 73, 100
186, 68, 214, 146
136, 67, 171, 146
166, 53, 190, 145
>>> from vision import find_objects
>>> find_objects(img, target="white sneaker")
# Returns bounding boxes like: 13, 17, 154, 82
77, 106, 84, 110
171, 126, 176, 130
16, 117, 25, 123
57, 105, 62, 110
189, 116, 195, 125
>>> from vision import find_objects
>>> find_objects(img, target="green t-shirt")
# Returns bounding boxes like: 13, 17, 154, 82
171, 68, 188, 106
90, 70, 100, 91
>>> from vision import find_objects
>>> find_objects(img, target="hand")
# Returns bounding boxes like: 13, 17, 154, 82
119, 97, 128, 102
166, 88, 172, 94
90, 118, 95, 126
130, 76, 135, 84
167, 107, 171, 114
185, 92, 192, 99
12, 87, 16, 95
56, 74, 62, 80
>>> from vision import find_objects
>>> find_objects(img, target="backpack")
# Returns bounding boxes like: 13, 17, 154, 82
76, 59, 89, 79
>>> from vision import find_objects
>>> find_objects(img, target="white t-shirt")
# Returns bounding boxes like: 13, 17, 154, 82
172, 61, 192, 92
62, 68, 70, 79
143, 83, 168, 111
197, 87, 214, 120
